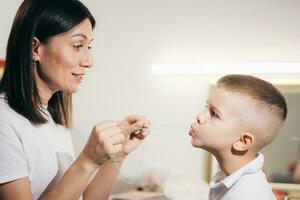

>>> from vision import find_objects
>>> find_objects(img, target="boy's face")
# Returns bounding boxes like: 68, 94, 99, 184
189, 86, 250, 153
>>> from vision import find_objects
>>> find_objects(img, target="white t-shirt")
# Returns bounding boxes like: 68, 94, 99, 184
0, 94, 75, 200
209, 154, 276, 200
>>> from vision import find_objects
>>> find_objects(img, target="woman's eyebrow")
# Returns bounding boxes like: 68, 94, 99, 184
71, 33, 94, 42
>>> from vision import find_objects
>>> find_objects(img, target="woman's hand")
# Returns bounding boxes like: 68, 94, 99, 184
81, 117, 149, 200
80, 121, 126, 169
119, 115, 150, 157
80, 116, 150, 169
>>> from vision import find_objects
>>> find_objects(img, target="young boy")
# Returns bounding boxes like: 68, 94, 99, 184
189, 74, 287, 200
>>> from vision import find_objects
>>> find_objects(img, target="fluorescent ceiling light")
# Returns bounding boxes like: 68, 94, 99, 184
151, 63, 300, 75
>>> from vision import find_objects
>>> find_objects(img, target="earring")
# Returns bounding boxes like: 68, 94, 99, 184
32, 59, 37, 67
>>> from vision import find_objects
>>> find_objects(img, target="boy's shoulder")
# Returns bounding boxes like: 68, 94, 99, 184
210, 170, 275, 200
210, 154, 276, 200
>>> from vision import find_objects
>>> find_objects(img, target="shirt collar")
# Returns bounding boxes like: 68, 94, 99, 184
211, 153, 264, 189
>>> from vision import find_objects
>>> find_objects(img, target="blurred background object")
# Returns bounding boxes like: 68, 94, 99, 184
0, 59, 4, 79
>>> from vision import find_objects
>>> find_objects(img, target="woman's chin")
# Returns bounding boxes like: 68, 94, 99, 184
64, 86, 80, 94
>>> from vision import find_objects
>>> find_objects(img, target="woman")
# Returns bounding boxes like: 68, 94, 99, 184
0, 0, 149, 199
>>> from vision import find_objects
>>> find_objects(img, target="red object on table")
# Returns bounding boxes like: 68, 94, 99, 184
0, 59, 4, 67
0, 59, 5, 78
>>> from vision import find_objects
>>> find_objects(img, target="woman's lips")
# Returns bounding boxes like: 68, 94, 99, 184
72, 72, 85, 76
72, 73, 85, 82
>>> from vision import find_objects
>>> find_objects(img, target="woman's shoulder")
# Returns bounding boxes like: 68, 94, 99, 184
0, 93, 31, 125
0, 93, 14, 117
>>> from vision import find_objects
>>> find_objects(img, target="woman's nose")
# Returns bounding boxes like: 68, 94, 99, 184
81, 51, 93, 68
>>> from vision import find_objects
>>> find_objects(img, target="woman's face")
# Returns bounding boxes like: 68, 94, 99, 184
34, 18, 94, 97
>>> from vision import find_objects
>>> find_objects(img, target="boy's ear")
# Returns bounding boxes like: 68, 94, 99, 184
32, 37, 41, 61
232, 133, 254, 152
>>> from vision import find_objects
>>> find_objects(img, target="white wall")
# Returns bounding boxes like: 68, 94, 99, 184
1, 0, 300, 188
0, 1, 21, 58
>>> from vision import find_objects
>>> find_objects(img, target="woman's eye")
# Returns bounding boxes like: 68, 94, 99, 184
73, 44, 83, 50
88, 46, 92, 50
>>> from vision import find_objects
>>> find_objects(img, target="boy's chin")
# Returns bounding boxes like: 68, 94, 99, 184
191, 140, 214, 152
191, 139, 205, 148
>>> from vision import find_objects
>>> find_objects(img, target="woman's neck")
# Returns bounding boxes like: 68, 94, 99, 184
34, 69, 55, 105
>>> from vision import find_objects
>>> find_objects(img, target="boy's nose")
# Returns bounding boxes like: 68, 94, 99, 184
196, 113, 206, 124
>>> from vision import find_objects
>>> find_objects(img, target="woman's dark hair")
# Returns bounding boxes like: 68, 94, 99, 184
0, 0, 95, 128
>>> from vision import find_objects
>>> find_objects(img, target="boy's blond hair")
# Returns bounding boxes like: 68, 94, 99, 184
217, 74, 287, 150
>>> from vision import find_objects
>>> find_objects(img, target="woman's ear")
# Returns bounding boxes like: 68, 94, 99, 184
32, 37, 41, 61
233, 133, 254, 152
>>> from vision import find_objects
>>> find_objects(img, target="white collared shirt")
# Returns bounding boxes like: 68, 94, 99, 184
209, 154, 276, 200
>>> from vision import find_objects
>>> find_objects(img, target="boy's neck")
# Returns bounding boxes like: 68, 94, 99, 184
214, 152, 257, 182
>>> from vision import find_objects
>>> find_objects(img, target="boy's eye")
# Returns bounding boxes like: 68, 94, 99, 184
209, 108, 219, 119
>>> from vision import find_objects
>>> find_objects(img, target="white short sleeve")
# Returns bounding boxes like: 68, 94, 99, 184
0, 121, 28, 183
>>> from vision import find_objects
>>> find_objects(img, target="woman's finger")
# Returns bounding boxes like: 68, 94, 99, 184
93, 121, 119, 133
98, 127, 122, 140
121, 121, 144, 137
108, 144, 123, 156
128, 128, 150, 140
108, 133, 126, 145
123, 116, 150, 128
